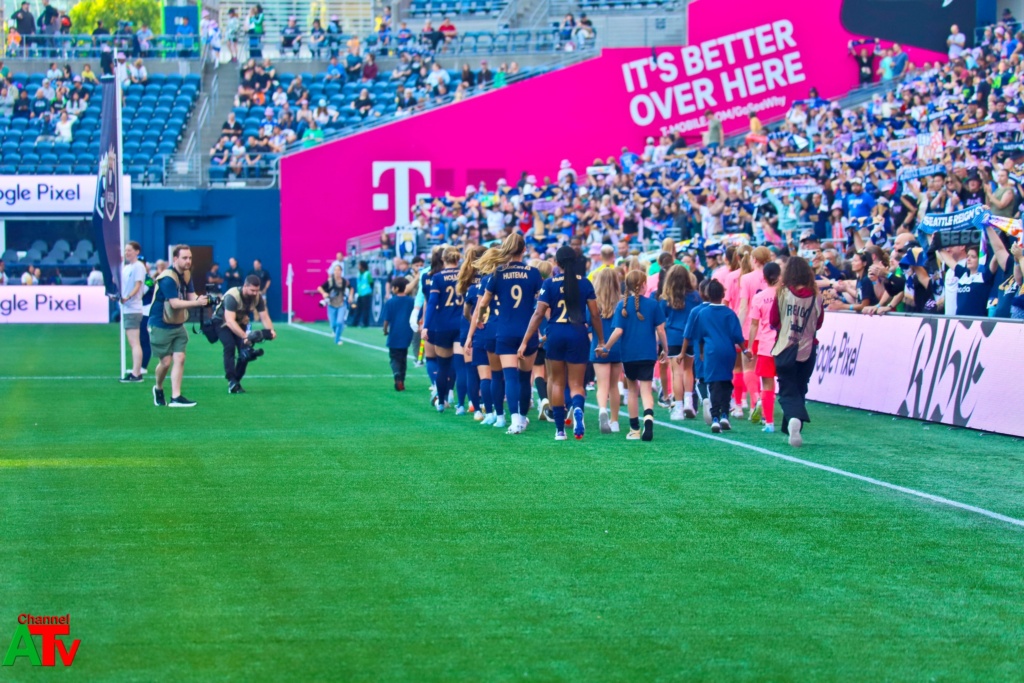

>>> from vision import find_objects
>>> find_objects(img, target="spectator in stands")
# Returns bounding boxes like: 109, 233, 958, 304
345, 49, 363, 81
12, 3, 34, 53
558, 14, 576, 44
362, 53, 378, 82
286, 74, 308, 103
850, 43, 875, 85
439, 17, 457, 51
272, 85, 287, 107
421, 20, 443, 52
281, 16, 302, 56
210, 137, 230, 166
12, 90, 30, 118
326, 15, 343, 57
21, 266, 38, 285
426, 62, 450, 96
460, 64, 475, 87
135, 22, 153, 57
509, 62, 520, 76
45, 62, 61, 81
80, 64, 99, 84
302, 120, 324, 149
296, 99, 314, 129
478, 61, 493, 86
54, 110, 74, 142
224, 10, 241, 62
0, 86, 14, 118
396, 22, 413, 48
325, 56, 344, 83
258, 107, 277, 136
222, 112, 242, 138
947, 24, 966, 60
129, 58, 148, 84
395, 86, 417, 113
248, 5, 265, 58
391, 53, 413, 82
314, 99, 337, 125
575, 13, 595, 47
310, 19, 326, 58
176, 16, 195, 58
0, 259, 7, 286
351, 88, 377, 118
229, 137, 247, 178
246, 136, 266, 172
494, 63, 507, 87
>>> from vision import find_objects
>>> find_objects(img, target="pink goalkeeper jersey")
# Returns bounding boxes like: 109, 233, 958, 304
738, 268, 768, 334
749, 287, 778, 356
724, 268, 743, 312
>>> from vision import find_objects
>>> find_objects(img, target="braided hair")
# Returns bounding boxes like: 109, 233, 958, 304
621, 270, 647, 320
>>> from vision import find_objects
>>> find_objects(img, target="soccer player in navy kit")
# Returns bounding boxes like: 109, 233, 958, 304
597, 270, 669, 442
423, 247, 463, 413
465, 233, 543, 435
466, 247, 507, 428
520, 246, 604, 440
457, 245, 487, 420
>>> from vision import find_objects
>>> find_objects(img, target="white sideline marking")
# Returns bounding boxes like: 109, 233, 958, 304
290, 322, 1024, 530
0, 374, 393, 381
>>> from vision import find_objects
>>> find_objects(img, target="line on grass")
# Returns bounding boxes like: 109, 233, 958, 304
0, 373, 395, 381
289, 323, 1024, 531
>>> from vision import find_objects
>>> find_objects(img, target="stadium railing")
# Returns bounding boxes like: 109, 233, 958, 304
2, 34, 205, 60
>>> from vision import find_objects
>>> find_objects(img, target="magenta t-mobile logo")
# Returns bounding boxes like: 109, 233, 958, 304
372, 161, 432, 227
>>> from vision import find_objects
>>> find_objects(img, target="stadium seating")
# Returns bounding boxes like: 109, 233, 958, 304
3, 238, 98, 271
0, 72, 200, 185
407, 0, 509, 17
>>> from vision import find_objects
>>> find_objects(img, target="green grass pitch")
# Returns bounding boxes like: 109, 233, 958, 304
1, 323, 1023, 681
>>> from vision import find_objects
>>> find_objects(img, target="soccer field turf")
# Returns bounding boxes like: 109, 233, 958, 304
2, 323, 1023, 681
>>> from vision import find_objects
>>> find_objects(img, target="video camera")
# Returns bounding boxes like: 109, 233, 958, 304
205, 284, 222, 309
239, 329, 273, 362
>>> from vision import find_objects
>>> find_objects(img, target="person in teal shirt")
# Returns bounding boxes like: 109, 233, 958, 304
355, 260, 374, 327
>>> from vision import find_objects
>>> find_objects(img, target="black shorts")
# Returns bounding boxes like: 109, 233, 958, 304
668, 344, 693, 358
622, 361, 654, 382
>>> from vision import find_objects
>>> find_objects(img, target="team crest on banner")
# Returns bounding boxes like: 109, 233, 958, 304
90, 76, 123, 296
99, 144, 119, 222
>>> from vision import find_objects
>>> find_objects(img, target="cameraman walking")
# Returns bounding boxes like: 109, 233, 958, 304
149, 245, 209, 408
213, 274, 276, 394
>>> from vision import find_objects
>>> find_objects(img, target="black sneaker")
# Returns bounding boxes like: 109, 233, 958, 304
642, 416, 654, 441
120, 373, 143, 383
228, 382, 246, 394
168, 395, 197, 408
152, 386, 166, 406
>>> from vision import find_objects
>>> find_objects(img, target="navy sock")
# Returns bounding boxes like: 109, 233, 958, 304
534, 377, 548, 401
519, 370, 532, 417
571, 393, 585, 413
630, 417, 640, 430
453, 354, 467, 408
467, 365, 481, 411
436, 356, 452, 405
492, 371, 505, 417
553, 405, 567, 431
502, 367, 520, 416
426, 357, 439, 387
480, 377, 493, 413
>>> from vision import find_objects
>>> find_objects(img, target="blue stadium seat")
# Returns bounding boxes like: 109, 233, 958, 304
1, 141, 18, 155
40, 153, 58, 165
147, 73, 166, 85
37, 164, 54, 174
53, 142, 70, 155
4, 154, 21, 165
54, 164, 73, 175
0, 164, 16, 174
138, 143, 157, 156
158, 141, 177, 155
209, 165, 227, 182
57, 154, 76, 166
74, 164, 92, 174
21, 153, 39, 165
147, 165, 164, 183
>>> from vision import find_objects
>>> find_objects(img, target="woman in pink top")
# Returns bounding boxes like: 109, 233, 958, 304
737, 246, 773, 418
723, 244, 751, 416
744, 261, 782, 432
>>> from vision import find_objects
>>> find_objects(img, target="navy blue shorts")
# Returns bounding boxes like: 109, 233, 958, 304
472, 343, 490, 367
429, 328, 459, 349
484, 337, 497, 355
496, 334, 538, 356
545, 326, 590, 364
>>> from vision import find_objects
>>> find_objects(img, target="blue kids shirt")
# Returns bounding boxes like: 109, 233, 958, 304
612, 294, 666, 362
684, 301, 709, 377
485, 261, 543, 338
689, 303, 744, 383
538, 274, 596, 331
425, 267, 463, 332
383, 294, 415, 349
661, 291, 703, 347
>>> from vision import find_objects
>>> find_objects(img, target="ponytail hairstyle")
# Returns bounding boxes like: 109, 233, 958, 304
738, 245, 754, 277
429, 245, 445, 276
751, 246, 773, 270
456, 245, 487, 295
621, 270, 648, 320
697, 275, 712, 301
555, 245, 585, 324
442, 246, 461, 267
655, 251, 674, 299
474, 232, 526, 274
663, 265, 695, 310
762, 261, 782, 287
593, 266, 622, 319
725, 245, 739, 271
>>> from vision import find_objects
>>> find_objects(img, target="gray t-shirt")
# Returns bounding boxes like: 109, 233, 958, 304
121, 260, 148, 314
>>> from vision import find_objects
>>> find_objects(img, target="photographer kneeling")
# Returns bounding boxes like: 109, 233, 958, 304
212, 274, 276, 394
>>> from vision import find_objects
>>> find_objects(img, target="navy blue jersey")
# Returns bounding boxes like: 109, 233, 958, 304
688, 304, 743, 383
425, 267, 463, 332
538, 274, 595, 330
485, 262, 543, 338
474, 274, 498, 342
383, 295, 415, 349
461, 274, 481, 340
661, 291, 703, 347
612, 294, 666, 362
683, 301, 710, 377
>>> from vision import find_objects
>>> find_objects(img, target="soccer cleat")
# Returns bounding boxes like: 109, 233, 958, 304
609, 421, 620, 433
152, 386, 166, 407
657, 392, 672, 409
474, 411, 485, 422
168, 395, 197, 408
750, 401, 762, 424
625, 428, 642, 440
762, 424, 775, 433
482, 413, 497, 426
494, 415, 507, 429
538, 398, 550, 421
720, 418, 732, 431
641, 415, 654, 441
788, 418, 803, 447
573, 407, 585, 440
396, 379, 405, 391
437, 402, 446, 414
506, 419, 526, 435
730, 405, 745, 419
599, 409, 611, 434
228, 382, 246, 394
702, 398, 712, 426
711, 418, 721, 434
564, 416, 572, 426
670, 405, 685, 421
120, 373, 143, 383
430, 395, 439, 408
554, 431, 567, 441
455, 406, 467, 416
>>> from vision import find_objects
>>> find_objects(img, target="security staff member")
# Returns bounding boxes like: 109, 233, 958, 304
212, 274, 276, 394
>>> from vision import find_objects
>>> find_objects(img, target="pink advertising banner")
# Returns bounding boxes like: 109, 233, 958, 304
280, 0, 947, 319
808, 313, 1024, 438
0, 286, 109, 323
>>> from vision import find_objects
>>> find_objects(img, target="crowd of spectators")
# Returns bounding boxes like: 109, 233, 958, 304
6, 5, 180, 60
391, 21, 1024, 320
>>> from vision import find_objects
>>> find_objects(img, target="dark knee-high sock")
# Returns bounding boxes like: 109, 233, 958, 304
571, 393, 585, 414
426, 356, 439, 387
436, 356, 452, 405
502, 367, 520, 416
479, 377, 493, 413
453, 354, 467, 408
467, 364, 480, 410
519, 370, 532, 417
552, 405, 567, 430
491, 371, 505, 417
534, 376, 548, 402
